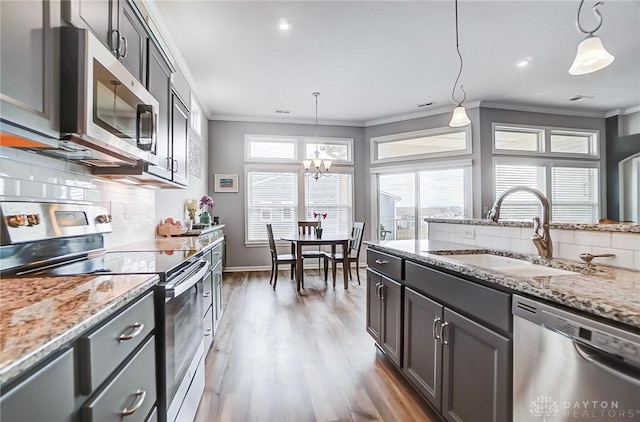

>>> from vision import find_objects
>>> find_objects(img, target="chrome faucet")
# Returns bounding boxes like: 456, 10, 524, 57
487, 186, 553, 259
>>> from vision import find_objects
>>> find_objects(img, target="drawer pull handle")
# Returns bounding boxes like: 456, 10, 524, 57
122, 389, 146, 416
118, 322, 145, 342
374, 259, 388, 265
203, 291, 212, 297
213, 251, 221, 255
440, 322, 450, 346
432, 317, 442, 340
204, 328, 212, 336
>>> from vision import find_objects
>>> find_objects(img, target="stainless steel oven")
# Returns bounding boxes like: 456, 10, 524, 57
0, 201, 209, 422
159, 259, 208, 422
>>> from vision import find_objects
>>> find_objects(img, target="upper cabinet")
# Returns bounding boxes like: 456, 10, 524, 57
0, 0, 61, 144
65, 0, 148, 82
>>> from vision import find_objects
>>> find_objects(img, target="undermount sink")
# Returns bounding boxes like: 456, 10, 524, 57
435, 254, 579, 277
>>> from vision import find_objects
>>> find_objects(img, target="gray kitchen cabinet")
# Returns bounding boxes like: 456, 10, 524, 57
441, 308, 510, 422
82, 337, 156, 422
403, 288, 443, 410
0, 349, 75, 422
403, 286, 511, 422
65, 0, 148, 82
146, 41, 173, 181
170, 92, 189, 186
213, 259, 224, 331
366, 269, 403, 367
0, 0, 60, 143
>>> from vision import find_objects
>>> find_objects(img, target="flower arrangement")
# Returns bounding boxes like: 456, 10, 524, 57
199, 195, 215, 214
185, 199, 198, 220
313, 212, 327, 229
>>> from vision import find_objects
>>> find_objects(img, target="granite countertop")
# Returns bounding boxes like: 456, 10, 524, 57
111, 228, 225, 253
424, 217, 640, 233
366, 239, 640, 330
0, 273, 158, 386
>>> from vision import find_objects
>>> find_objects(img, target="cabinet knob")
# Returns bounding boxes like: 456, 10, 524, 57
204, 328, 212, 337
203, 291, 212, 297
6, 214, 27, 227
121, 389, 147, 416
95, 214, 112, 224
374, 259, 388, 265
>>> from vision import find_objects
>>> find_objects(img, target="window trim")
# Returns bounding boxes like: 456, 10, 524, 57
492, 122, 600, 159
370, 125, 472, 165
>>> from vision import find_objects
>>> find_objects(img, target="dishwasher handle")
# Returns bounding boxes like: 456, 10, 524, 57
574, 341, 640, 387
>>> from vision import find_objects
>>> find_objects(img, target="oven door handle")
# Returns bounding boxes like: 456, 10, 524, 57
166, 260, 209, 299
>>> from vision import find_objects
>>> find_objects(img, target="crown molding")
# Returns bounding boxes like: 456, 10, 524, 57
479, 101, 607, 118
363, 101, 481, 127
210, 115, 365, 127
605, 105, 640, 118
138, 0, 211, 117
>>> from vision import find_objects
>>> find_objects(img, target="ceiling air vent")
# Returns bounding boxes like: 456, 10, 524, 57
417, 102, 435, 108
569, 95, 594, 102
275, 109, 291, 114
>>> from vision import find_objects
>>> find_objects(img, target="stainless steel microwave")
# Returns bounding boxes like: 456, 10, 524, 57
60, 28, 159, 166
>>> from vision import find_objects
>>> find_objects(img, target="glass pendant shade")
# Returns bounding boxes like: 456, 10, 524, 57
448, 106, 471, 127
323, 160, 332, 170
302, 160, 312, 170
569, 36, 615, 75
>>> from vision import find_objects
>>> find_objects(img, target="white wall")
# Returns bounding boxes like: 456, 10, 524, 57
208, 120, 366, 269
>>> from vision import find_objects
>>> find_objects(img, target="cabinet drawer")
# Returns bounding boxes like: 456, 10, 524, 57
203, 271, 213, 315
210, 241, 223, 266
78, 292, 155, 393
367, 249, 403, 280
405, 261, 511, 333
203, 306, 213, 352
0, 349, 75, 422
82, 337, 156, 422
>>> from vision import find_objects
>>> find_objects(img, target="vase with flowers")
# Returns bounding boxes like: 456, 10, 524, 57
185, 199, 198, 230
199, 195, 215, 227
313, 212, 327, 238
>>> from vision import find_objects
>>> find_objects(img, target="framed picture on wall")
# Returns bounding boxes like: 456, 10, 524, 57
214, 174, 239, 192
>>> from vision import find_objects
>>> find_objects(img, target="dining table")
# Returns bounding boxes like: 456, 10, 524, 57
280, 233, 352, 292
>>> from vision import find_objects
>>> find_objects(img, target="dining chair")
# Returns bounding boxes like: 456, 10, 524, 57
323, 222, 365, 287
298, 221, 324, 273
266, 223, 297, 289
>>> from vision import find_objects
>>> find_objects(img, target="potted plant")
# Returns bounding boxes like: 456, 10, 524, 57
313, 212, 327, 238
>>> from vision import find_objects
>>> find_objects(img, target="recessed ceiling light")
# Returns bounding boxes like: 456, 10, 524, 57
516, 60, 529, 68
278, 18, 293, 31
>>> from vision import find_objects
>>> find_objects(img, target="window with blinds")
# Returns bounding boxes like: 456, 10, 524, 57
304, 173, 353, 237
247, 171, 298, 242
492, 123, 601, 223
494, 160, 599, 222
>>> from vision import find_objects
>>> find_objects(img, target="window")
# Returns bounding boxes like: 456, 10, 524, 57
247, 170, 298, 242
245, 135, 297, 162
371, 126, 471, 164
245, 136, 354, 244
492, 123, 601, 223
375, 162, 472, 240
189, 96, 202, 137
494, 158, 600, 223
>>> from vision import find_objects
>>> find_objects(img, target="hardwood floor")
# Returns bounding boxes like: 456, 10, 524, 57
195, 269, 440, 422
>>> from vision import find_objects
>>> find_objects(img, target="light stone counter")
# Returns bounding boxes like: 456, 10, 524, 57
111, 225, 225, 253
366, 239, 640, 330
424, 218, 640, 233
0, 274, 158, 386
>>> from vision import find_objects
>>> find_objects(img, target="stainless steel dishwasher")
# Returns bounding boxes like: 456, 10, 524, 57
513, 295, 640, 422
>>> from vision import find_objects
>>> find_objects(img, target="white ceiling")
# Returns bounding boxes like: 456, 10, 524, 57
150, 0, 640, 125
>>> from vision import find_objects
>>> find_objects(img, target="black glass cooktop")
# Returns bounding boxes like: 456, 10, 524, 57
40, 250, 198, 279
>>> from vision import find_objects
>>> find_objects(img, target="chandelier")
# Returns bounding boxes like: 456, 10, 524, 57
303, 92, 332, 180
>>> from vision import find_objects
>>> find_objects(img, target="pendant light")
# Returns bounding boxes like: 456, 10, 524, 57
448, 0, 471, 128
302, 92, 332, 181
569, 0, 615, 75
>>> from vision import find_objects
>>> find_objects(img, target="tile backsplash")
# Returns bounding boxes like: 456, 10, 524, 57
428, 222, 640, 270
0, 147, 157, 248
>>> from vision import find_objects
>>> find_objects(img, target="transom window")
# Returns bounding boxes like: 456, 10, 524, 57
371, 126, 472, 164
493, 124, 598, 157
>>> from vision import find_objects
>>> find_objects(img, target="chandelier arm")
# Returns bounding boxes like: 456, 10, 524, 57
451, 0, 465, 106
576, 0, 604, 36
